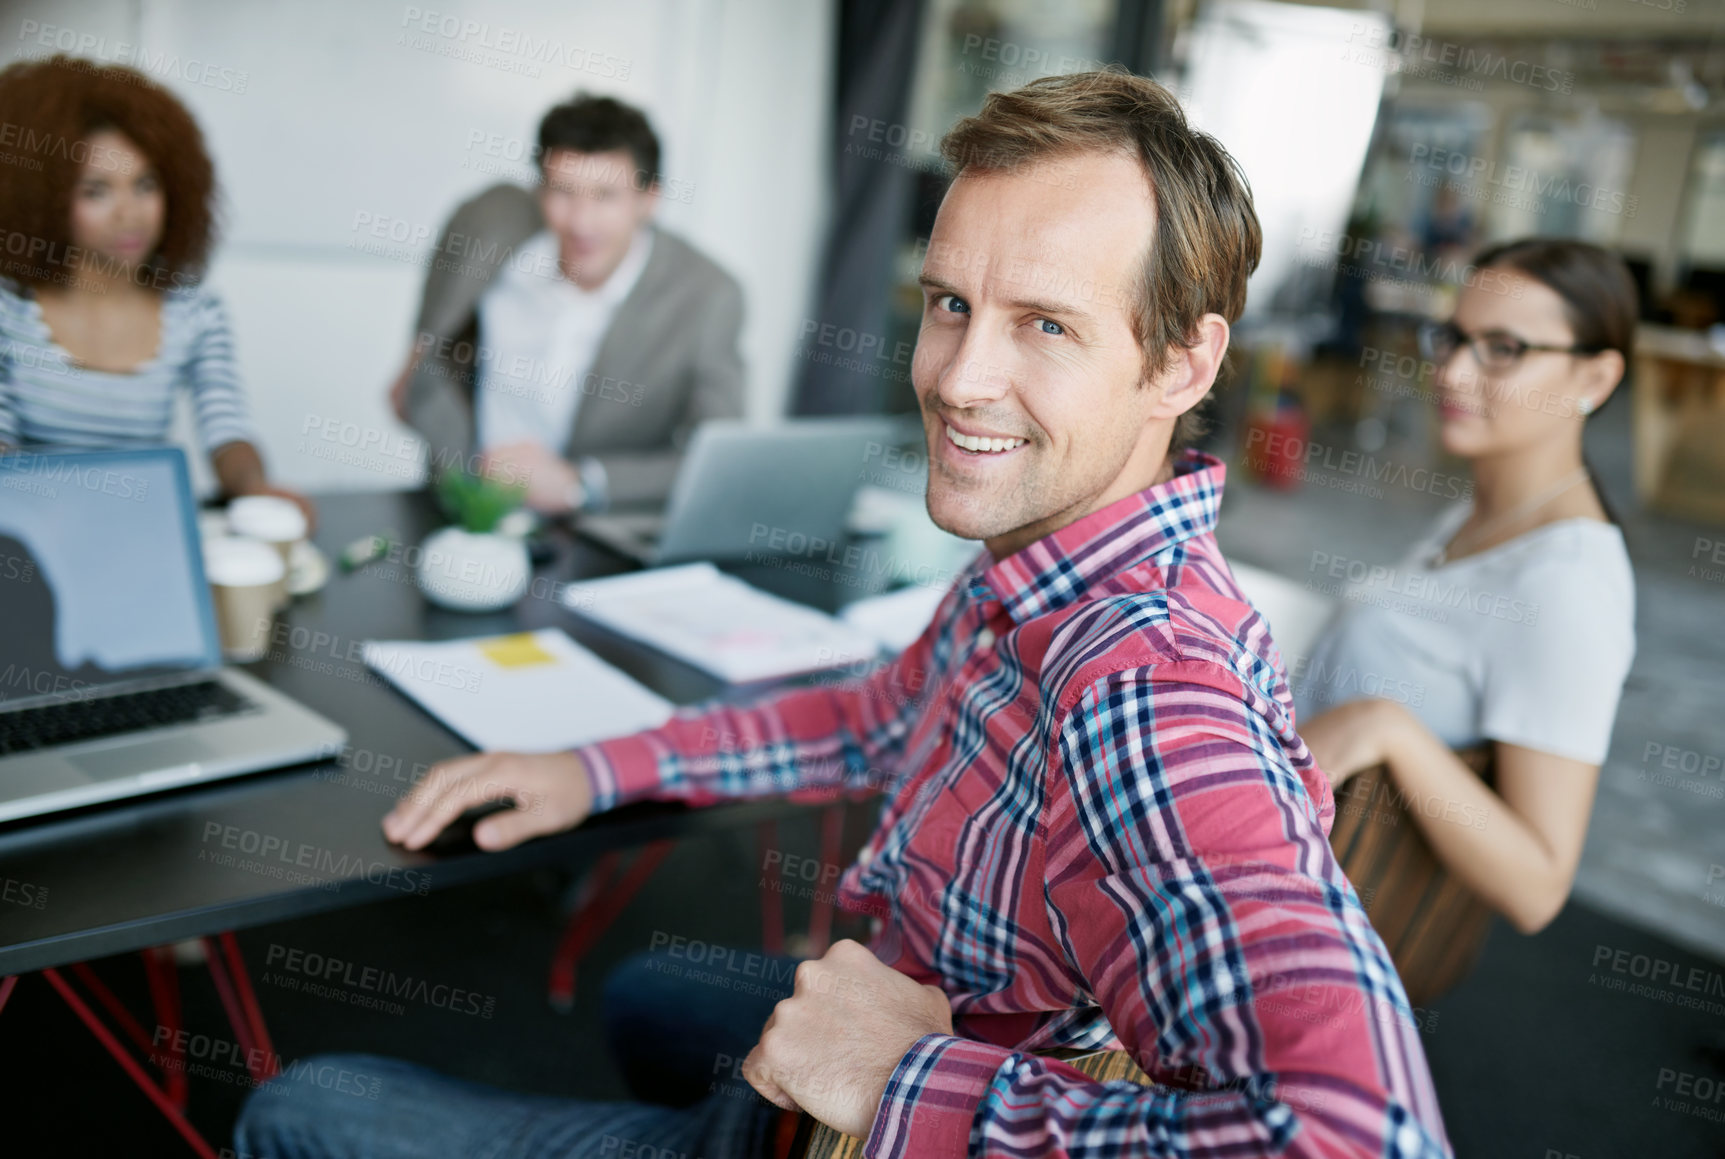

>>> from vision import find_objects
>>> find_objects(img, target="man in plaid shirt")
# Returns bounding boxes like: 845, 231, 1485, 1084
245, 71, 1450, 1159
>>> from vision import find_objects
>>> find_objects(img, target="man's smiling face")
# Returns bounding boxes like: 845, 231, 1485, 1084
912, 149, 1178, 560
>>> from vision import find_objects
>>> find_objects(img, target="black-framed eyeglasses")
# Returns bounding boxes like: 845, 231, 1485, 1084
1417, 320, 1599, 371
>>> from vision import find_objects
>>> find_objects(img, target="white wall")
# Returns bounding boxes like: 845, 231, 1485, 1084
4, 0, 834, 493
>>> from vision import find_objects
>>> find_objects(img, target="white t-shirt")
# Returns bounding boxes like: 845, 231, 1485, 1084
475, 227, 654, 452
1292, 502, 1636, 765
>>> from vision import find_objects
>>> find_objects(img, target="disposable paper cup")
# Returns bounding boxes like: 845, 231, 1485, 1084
204, 537, 285, 662
228, 496, 306, 608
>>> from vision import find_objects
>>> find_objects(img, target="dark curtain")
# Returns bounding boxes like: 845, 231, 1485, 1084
791, 0, 1165, 417
791, 0, 926, 416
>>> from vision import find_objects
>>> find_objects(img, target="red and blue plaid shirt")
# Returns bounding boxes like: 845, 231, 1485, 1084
578, 450, 1451, 1159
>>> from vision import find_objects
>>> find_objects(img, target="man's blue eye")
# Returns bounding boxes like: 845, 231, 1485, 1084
938, 295, 968, 314
1037, 319, 1063, 336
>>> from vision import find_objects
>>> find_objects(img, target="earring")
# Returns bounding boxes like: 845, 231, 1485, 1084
1577, 398, 1594, 417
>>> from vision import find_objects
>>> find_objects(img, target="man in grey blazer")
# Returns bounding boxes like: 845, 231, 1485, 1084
390, 94, 744, 513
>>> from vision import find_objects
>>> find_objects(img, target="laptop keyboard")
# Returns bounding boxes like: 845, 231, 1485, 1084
0, 680, 256, 756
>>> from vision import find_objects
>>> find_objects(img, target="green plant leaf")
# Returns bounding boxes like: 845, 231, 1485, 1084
435, 469, 526, 533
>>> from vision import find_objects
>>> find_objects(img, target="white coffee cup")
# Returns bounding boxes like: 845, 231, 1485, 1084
228, 496, 306, 608
204, 537, 285, 662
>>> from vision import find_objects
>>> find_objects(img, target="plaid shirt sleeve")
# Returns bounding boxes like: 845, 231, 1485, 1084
864, 661, 1452, 1159
573, 601, 944, 813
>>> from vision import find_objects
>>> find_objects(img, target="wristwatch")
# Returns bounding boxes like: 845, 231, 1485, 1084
568, 456, 609, 514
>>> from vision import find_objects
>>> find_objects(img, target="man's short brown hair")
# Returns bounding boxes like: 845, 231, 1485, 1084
939, 69, 1261, 451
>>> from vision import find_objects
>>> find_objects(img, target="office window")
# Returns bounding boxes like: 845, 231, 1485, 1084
1486, 113, 1638, 245
1679, 129, 1725, 266
902, 0, 1117, 166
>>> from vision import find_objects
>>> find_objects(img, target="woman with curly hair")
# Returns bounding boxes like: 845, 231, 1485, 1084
0, 54, 311, 524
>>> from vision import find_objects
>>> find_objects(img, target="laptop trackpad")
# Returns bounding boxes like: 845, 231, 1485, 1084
73, 735, 221, 782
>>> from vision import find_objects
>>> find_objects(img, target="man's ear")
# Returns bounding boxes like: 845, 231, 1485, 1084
638, 179, 663, 221
1145, 313, 1230, 421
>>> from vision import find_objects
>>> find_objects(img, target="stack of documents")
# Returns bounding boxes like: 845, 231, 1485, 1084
561, 563, 882, 683
363, 629, 673, 751
838, 581, 949, 653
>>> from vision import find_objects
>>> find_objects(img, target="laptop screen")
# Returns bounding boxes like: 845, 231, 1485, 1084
0, 448, 221, 705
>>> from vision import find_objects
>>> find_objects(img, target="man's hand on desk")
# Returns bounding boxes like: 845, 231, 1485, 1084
477, 441, 582, 514
743, 939, 954, 1140
386, 350, 419, 422
382, 751, 594, 851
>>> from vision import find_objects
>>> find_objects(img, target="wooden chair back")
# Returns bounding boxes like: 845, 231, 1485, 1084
788, 1049, 1151, 1159
1328, 744, 1496, 1007
786, 745, 1497, 1156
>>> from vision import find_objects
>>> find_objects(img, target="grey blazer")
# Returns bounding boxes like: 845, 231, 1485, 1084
402, 183, 745, 509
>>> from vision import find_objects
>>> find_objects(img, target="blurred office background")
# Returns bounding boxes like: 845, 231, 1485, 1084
5, 0, 1725, 1153
6, 0, 836, 494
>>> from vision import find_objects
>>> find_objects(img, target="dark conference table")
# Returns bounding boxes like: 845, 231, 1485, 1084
0, 490, 856, 977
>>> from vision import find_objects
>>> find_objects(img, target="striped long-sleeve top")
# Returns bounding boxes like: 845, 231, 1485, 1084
0, 279, 258, 452
576, 449, 1452, 1159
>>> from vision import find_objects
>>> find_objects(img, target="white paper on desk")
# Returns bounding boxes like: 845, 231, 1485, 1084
362, 628, 673, 752
560, 563, 883, 683
839, 583, 950, 654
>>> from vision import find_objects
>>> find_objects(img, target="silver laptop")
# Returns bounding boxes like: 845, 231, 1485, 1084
0, 447, 347, 824
578, 417, 912, 565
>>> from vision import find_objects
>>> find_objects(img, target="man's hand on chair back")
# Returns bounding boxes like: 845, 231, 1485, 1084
744, 940, 954, 1140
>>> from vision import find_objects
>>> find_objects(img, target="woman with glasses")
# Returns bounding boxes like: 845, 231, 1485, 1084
1295, 238, 1637, 940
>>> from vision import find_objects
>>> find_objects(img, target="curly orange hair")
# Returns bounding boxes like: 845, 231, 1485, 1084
0, 54, 217, 288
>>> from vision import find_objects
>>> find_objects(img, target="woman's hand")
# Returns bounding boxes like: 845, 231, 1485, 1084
250, 484, 318, 534
1301, 698, 1406, 788
213, 440, 317, 532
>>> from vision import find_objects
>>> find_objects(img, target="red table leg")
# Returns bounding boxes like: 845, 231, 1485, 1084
141, 946, 190, 1108
547, 841, 676, 1011
758, 821, 784, 956
567, 852, 623, 924
10, 940, 273, 1147
71, 961, 158, 1057
805, 805, 847, 957
202, 936, 265, 1085
42, 968, 220, 1159
219, 932, 278, 1080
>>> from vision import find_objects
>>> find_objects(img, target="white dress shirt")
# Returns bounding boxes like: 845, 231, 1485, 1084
475, 227, 653, 454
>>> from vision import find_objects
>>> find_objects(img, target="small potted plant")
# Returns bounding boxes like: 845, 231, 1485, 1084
416, 470, 532, 611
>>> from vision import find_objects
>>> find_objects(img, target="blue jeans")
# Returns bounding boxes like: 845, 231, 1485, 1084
233, 949, 800, 1159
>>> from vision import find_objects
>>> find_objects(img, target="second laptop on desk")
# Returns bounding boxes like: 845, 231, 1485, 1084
575, 417, 913, 566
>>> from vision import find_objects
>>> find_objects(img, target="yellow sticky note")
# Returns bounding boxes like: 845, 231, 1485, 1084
478, 633, 558, 669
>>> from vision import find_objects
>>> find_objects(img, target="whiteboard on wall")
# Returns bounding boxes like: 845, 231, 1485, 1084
134, 0, 709, 252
